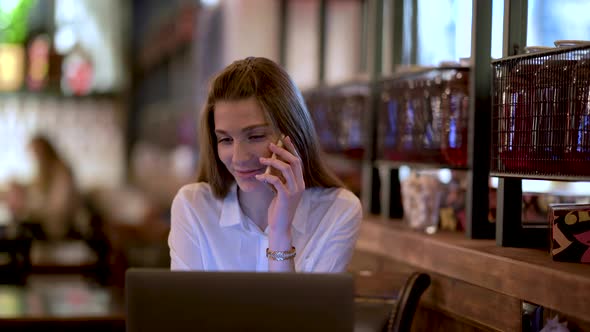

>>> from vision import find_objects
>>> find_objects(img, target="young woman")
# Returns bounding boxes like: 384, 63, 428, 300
169, 57, 362, 272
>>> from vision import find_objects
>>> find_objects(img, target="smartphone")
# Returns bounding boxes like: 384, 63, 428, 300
264, 134, 286, 192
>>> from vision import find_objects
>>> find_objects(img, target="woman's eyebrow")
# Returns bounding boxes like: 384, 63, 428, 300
243, 124, 270, 132
215, 124, 269, 135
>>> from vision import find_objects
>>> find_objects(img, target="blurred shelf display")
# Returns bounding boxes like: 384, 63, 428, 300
0, 44, 25, 92
0, 0, 128, 96
53, 0, 128, 95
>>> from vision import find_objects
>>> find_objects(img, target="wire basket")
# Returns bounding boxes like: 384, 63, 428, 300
377, 67, 470, 167
304, 82, 370, 160
491, 45, 590, 179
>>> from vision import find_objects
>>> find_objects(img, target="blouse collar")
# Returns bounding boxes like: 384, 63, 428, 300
219, 183, 308, 234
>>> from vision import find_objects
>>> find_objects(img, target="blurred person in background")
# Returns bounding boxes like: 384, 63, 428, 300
8, 134, 88, 242
169, 57, 362, 273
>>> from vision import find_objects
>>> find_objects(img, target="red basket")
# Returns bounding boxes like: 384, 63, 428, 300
491, 45, 590, 178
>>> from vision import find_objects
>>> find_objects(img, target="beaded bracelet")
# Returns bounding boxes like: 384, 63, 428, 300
266, 246, 296, 261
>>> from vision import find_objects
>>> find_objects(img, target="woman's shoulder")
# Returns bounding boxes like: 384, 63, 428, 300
306, 187, 361, 209
174, 182, 218, 205
303, 187, 362, 230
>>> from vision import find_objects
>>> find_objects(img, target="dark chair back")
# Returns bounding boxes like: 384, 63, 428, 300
385, 272, 431, 332
354, 272, 431, 332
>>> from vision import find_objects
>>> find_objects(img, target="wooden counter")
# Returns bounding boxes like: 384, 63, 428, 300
0, 275, 124, 332
354, 216, 590, 331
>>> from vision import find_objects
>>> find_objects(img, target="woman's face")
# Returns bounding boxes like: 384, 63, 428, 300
214, 97, 278, 192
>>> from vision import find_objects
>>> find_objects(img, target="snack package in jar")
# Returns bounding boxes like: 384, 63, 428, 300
401, 170, 443, 233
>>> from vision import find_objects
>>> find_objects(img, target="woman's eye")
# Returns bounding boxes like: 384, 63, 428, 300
217, 137, 232, 144
249, 135, 266, 141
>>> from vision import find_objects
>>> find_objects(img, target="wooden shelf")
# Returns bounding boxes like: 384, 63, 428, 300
356, 216, 590, 322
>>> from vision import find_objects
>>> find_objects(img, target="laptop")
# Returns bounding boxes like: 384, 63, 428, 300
126, 269, 355, 332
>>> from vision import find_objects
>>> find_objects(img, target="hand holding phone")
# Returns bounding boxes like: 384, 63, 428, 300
264, 134, 285, 177
263, 134, 285, 193
255, 134, 306, 236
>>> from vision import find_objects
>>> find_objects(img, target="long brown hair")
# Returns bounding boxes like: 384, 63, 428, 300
196, 57, 343, 198
28, 134, 73, 193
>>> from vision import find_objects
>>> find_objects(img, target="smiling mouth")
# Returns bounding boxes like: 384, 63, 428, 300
234, 168, 264, 178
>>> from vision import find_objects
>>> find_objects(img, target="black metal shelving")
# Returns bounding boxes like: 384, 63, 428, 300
493, 12, 590, 247
371, 0, 495, 239
281, 0, 495, 239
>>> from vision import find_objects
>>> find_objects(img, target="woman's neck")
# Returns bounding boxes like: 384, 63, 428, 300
237, 186, 275, 231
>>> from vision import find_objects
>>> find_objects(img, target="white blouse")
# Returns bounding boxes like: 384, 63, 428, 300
168, 182, 362, 272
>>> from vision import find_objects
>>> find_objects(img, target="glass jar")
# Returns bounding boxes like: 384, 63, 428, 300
498, 49, 547, 173
534, 43, 578, 174
377, 79, 400, 160
396, 78, 419, 161
440, 67, 469, 167
426, 70, 446, 163
339, 90, 367, 160
410, 75, 432, 162
307, 90, 340, 153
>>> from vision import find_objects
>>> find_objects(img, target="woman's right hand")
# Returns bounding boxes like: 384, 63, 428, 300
256, 136, 305, 236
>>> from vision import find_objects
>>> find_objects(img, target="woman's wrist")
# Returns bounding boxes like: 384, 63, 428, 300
266, 246, 296, 261
268, 229, 292, 251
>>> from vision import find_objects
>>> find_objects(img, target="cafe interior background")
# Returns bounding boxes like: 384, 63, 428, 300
0, 0, 590, 327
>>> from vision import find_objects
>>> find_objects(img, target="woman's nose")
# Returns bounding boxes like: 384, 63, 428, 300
232, 141, 251, 163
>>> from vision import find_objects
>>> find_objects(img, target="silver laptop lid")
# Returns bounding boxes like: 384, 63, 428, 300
126, 269, 354, 332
